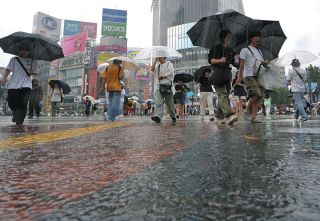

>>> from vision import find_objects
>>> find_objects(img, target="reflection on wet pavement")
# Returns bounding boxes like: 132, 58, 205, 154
0, 118, 319, 220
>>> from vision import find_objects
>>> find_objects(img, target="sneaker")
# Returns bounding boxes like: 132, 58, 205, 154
251, 118, 262, 123
300, 117, 308, 122
294, 115, 299, 120
28, 116, 33, 119
209, 116, 215, 121
151, 116, 161, 123
226, 114, 238, 125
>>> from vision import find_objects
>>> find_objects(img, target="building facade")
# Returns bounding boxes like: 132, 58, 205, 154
152, 0, 244, 73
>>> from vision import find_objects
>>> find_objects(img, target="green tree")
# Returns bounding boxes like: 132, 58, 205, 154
306, 64, 320, 83
270, 88, 292, 105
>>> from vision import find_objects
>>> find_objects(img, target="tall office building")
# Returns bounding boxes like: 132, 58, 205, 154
152, 0, 244, 73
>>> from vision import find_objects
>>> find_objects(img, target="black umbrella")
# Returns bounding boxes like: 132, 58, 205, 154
174, 73, 194, 83
48, 80, 71, 94
187, 10, 286, 60
194, 66, 211, 82
0, 32, 64, 62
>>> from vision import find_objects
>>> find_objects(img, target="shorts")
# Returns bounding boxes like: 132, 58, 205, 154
175, 98, 185, 105
243, 76, 265, 98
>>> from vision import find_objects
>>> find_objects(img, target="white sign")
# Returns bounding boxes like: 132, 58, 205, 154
32, 12, 62, 42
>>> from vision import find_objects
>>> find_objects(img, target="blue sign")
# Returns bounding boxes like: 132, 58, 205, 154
102, 8, 127, 23
63, 20, 81, 36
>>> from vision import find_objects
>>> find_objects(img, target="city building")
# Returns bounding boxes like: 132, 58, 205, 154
152, 0, 245, 73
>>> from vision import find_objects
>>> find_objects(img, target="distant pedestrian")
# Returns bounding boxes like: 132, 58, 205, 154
49, 83, 62, 118
174, 80, 189, 118
237, 31, 269, 123
287, 59, 308, 121
150, 57, 177, 125
84, 97, 91, 117
263, 94, 272, 117
208, 29, 238, 125
102, 59, 124, 121
0, 44, 37, 125
92, 103, 98, 116
232, 72, 246, 116
197, 67, 214, 121
28, 79, 43, 119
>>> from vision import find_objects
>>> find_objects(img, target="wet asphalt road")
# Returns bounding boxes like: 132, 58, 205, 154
0, 116, 319, 221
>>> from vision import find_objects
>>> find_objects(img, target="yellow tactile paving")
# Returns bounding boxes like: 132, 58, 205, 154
0, 122, 128, 151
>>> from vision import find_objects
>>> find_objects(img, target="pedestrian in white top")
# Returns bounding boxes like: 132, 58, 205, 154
0, 44, 37, 125
287, 58, 308, 121
150, 57, 177, 125
49, 83, 62, 118
237, 31, 269, 123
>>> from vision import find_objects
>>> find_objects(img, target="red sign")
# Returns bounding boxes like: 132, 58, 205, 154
62, 32, 87, 56
81, 22, 97, 39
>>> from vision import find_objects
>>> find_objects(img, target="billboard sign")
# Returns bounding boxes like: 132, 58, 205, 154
97, 52, 119, 66
102, 8, 127, 23
102, 22, 126, 38
59, 53, 85, 69
32, 12, 62, 42
62, 32, 87, 56
63, 20, 97, 38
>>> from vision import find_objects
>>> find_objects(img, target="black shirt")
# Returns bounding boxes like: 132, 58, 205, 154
175, 84, 189, 99
198, 76, 213, 92
208, 43, 237, 69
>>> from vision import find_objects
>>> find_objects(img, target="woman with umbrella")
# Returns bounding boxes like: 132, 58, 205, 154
0, 44, 37, 125
48, 82, 62, 118
208, 29, 238, 125
174, 80, 189, 118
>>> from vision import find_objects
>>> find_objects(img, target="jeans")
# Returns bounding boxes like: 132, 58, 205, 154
108, 91, 121, 120
293, 92, 307, 118
154, 89, 176, 119
7, 88, 31, 125
29, 99, 41, 118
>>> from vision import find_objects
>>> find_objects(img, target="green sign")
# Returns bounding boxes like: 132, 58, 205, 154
102, 22, 127, 37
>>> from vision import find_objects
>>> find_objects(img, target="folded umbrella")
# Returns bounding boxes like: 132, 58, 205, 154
0, 31, 64, 62
275, 50, 319, 67
174, 73, 194, 83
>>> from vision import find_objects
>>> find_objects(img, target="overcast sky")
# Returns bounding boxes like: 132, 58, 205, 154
0, 0, 319, 67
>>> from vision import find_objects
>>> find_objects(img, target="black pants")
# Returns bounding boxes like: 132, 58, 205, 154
7, 88, 31, 125
29, 99, 41, 118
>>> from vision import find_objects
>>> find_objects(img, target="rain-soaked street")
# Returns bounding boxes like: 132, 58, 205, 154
0, 116, 319, 221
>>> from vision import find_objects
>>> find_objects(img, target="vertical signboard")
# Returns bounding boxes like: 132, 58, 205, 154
102, 8, 127, 38
32, 12, 62, 42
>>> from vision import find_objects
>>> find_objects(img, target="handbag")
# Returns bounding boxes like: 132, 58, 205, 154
158, 63, 172, 94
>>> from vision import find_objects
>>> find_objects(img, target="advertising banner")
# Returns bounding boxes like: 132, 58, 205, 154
59, 53, 85, 69
97, 52, 119, 66
101, 22, 126, 38
62, 32, 87, 56
64, 20, 97, 38
32, 12, 62, 42
135, 68, 149, 81
102, 8, 127, 23
98, 45, 127, 55
127, 51, 141, 59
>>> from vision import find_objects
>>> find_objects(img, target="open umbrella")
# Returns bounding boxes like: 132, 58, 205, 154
145, 99, 155, 104
133, 46, 182, 63
187, 10, 286, 60
174, 73, 194, 83
97, 63, 109, 74
275, 50, 319, 67
48, 80, 71, 94
0, 32, 64, 62
193, 66, 211, 82
83, 95, 95, 103
107, 56, 139, 72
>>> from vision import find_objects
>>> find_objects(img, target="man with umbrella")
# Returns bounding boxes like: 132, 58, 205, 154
237, 31, 270, 123
150, 57, 176, 125
0, 44, 37, 125
208, 29, 238, 125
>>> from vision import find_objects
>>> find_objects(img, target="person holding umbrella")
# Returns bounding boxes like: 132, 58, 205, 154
84, 97, 92, 118
196, 67, 215, 121
28, 79, 43, 119
49, 83, 62, 118
237, 31, 269, 123
0, 44, 37, 125
174, 80, 189, 118
150, 57, 176, 125
208, 29, 238, 125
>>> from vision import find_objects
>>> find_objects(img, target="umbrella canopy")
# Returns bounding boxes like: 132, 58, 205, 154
194, 66, 211, 82
83, 95, 95, 103
97, 63, 109, 74
145, 99, 155, 104
107, 56, 139, 72
0, 32, 64, 61
133, 46, 183, 62
187, 10, 286, 60
275, 50, 319, 67
174, 73, 194, 83
48, 80, 71, 94
130, 96, 140, 101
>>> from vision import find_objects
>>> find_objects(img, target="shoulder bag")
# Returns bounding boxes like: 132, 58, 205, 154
158, 63, 172, 94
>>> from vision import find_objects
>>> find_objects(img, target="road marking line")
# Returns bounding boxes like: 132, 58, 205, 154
0, 122, 128, 151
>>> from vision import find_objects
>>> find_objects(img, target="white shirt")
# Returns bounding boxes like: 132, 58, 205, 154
240, 45, 264, 78
153, 61, 174, 89
6, 57, 37, 89
287, 67, 306, 92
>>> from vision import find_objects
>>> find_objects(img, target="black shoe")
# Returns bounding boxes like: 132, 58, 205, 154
176, 115, 180, 119
28, 116, 33, 119
151, 116, 161, 123
12, 116, 16, 123
172, 117, 177, 126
